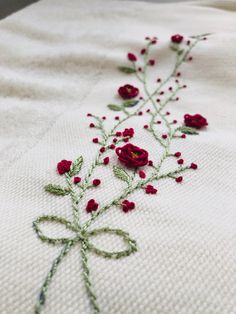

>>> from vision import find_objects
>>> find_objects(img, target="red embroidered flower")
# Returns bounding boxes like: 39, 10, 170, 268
57, 160, 72, 175
122, 128, 134, 138
118, 84, 139, 99
127, 53, 137, 62
184, 114, 208, 129
116, 143, 149, 168
145, 185, 157, 194
74, 177, 81, 184
171, 34, 184, 44
93, 179, 101, 186
121, 200, 135, 213
86, 199, 98, 213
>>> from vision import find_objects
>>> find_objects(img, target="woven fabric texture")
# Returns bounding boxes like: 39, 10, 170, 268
0, 0, 236, 313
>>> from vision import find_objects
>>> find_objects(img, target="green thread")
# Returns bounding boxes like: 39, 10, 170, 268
33, 34, 208, 313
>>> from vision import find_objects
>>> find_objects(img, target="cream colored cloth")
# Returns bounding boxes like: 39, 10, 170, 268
0, 0, 236, 313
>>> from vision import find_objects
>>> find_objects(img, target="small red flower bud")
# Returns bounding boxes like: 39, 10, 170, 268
140, 48, 146, 54
138, 111, 143, 116
110, 144, 116, 149
93, 179, 101, 186
174, 152, 181, 158
177, 159, 184, 165
100, 147, 106, 153
175, 176, 183, 183
166, 111, 170, 115
87, 113, 92, 117
115, 116, 120, 120
156, 98, 160, 102
173, 120, 177, 124
160, 91, 164, 95
157, 121, 162, 124
148, 160, 153, 166
102, 116, 106, 120
176, 72, 181, 77
103, 157, 109, 165
139, 171, 146, 179
121, 200, 135, 213
92, 138, 99, 143
157, 78, 161, 83
148, 59, 155, 66
116, 132, 122, 137
144, 125, 149, 129
146, 109, 150, 113
113, 138, 118, 143
124, 138, 129, 142
162, 134, 168, 139
168, 87, 173, 91
90, 123, 95, 128
145, 184, 157, 194
190, 163, 198, 170
181, 134, 186, 139
127, 52, 137, 62
74, 177, 81, 184
86, 199, 98, 213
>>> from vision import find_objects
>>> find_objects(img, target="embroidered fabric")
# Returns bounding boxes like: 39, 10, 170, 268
0, 0, 236, 314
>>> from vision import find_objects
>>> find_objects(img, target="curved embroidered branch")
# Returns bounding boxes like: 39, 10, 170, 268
33, 33, 209, 314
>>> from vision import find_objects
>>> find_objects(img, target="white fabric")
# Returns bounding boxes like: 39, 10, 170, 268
0, 0, 236, 313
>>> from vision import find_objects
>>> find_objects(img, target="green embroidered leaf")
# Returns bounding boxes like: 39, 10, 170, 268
45, 184, 70, 196
69, 156, 83, 176
177, 49, 184, 55
107, 104, 122, 111
190, 33, 212, 39
113, 166, 131, 184
123, 100, 139, 107
178, 126, 199, 135
118, 66, 136, 74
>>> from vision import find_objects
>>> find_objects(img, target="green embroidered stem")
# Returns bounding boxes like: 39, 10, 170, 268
81, 241, 100, 314
34, 242, 74, 314
65, 173, 81, 227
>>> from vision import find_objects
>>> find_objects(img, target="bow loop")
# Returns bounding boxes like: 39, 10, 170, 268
33, 215, 79, 245
86, 227, 137, 259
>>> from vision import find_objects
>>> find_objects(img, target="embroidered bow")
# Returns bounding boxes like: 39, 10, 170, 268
33, 215, 137, 313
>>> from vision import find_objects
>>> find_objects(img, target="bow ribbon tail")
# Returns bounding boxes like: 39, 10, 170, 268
34, 241, 74, 314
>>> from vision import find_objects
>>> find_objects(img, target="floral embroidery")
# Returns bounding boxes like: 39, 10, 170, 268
116, 143, 149, 168
118, 84, 139, 99
33, 33, 210, 314
184, 113, 208, 129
